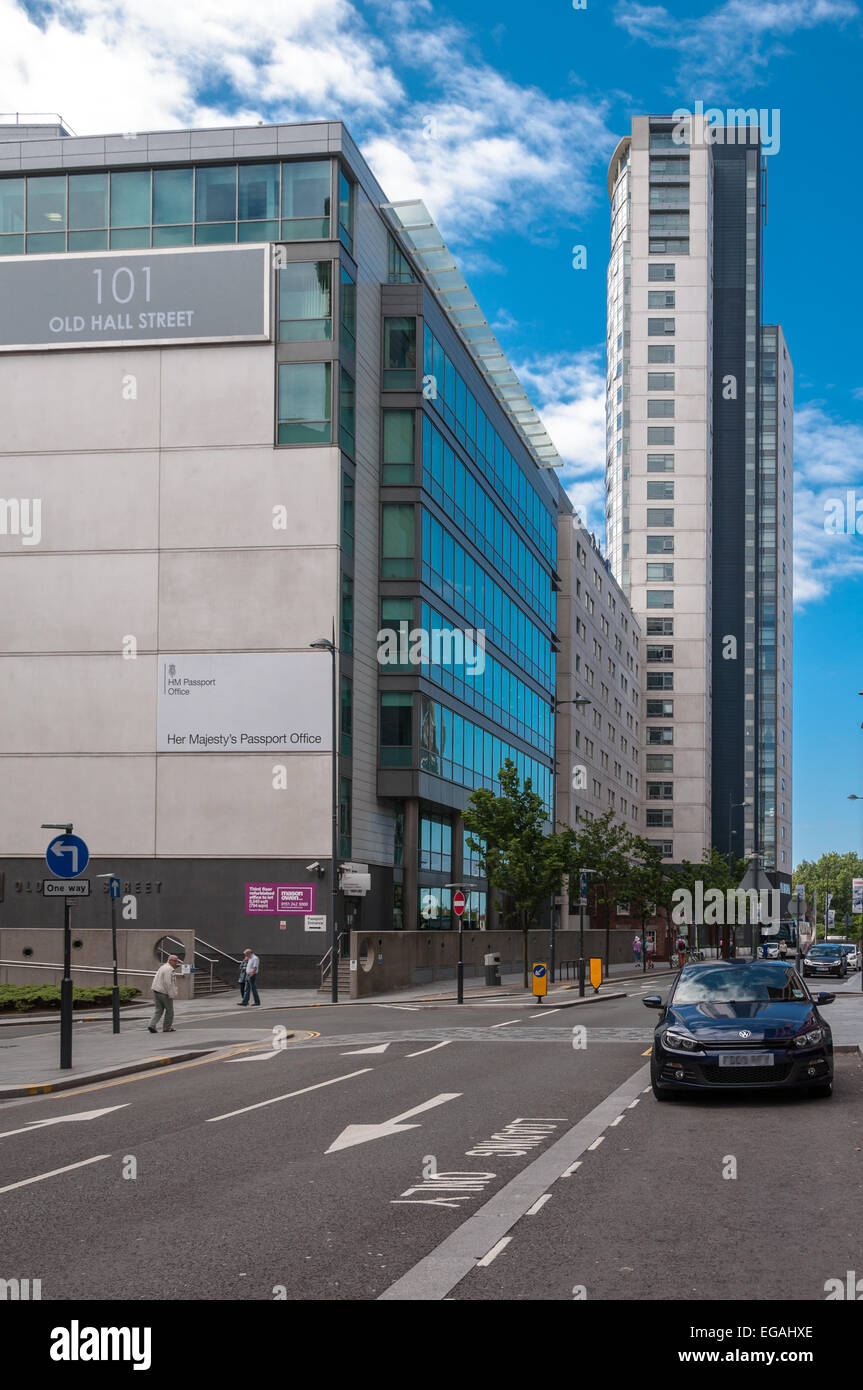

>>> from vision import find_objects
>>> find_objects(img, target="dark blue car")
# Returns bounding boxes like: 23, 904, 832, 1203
644, 960, 834, 1099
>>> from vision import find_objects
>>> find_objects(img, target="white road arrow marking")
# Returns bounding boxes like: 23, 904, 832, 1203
341, 1043, 391, 1055
226, 1049, 282, 1063
326, 1092, 461, 1154
0, 1105, 129, 1141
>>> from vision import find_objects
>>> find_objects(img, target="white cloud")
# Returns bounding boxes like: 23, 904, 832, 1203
793, 402, 863, 606
614, 0, 859, 90
514, 348, 609, 538
1, 0, 615, 246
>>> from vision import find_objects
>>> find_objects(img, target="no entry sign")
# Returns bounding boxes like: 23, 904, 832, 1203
453, 890, 466, 918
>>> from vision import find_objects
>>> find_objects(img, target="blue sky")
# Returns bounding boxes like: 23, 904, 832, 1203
5, 0, 863, 863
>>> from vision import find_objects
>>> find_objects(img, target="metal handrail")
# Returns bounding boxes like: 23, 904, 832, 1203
158, 936, 216, 992
193, 935, 243, 965
0, 959, 154, 979
319, 946, 333, 988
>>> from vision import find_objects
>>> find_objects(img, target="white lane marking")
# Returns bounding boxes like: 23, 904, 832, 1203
0, 1105, 129, 1140
490, 1019, 521, 1029
525, 1193, 552, 1216
642, 1086, 652, 1093
476, 1237, 511, 1267
627, 1099, 640, 1109
379, 1063, 649, 1302
610, 1115, 624, 1127
207, 1069, 373, 1123
0, 1153, 111, 1195
406, 1041, 453, 1058
531, 1009, 560, 1017
226, 1049, 281, 1063
374, 1004, 420, 1011
341, 1043, 391, 1055
560, 1160, 582, 1178
587, 1135, 605, 1151
326, 1092, 462, 1154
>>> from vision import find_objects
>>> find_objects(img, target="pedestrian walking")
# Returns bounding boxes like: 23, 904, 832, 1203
778, 939, 788, 960
645, 938, 655, 970
237, 956, 247, 995
237, 948, 261, 1006
632, 934, 642, 966
676, 934, 686, 969
148, 955, 179, 1033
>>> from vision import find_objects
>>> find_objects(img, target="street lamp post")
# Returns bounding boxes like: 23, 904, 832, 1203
311, 624, 340, 1004
555, 695, 589, 989
97, 874, 122, 1033
848, 794, 863, 992
551, 695, 592, 984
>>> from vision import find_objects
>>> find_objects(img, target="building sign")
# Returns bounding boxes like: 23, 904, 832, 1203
157, 653, 331, 752
0, 244, 269, 351
853, 879, 863, 914
246, 884, 315, 915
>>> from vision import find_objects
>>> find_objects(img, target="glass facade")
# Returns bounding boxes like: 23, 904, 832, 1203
422, 416, 553, 623
419, 695, 552, 814
278, 261, 332, 341
421, 510, 554, 689
419, 601, 552, 757
0, 159, 333, 255
423, 325, 555, 565
276, 363, 331, 444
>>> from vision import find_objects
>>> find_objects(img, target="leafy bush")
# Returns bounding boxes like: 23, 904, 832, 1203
0, 985, 141, 1013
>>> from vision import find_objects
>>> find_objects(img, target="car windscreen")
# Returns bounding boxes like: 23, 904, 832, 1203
673, 965, 806, 1004
808, 947, 840, 957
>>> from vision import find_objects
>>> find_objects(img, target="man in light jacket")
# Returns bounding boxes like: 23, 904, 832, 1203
148, 955, 179, 1033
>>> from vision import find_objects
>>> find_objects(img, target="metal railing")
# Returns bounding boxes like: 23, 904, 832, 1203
0, 958, 153, 979
158, 935, 219, 994
319, 934, 346, 989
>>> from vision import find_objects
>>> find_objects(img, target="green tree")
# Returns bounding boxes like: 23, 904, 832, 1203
793, 852, 863, 941
562, 810, 634, 973
464, 759, 567, 987
624, 836, 666, 962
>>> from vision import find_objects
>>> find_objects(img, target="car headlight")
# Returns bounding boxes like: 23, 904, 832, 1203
663, 1029, 702, 1053
793, 1027, 824, 1048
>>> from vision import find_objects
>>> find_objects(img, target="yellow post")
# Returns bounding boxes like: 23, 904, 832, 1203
589, 957, 602, 992
532, 963, 548, 999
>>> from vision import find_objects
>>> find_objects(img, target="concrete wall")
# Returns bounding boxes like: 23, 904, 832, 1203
0, 927, 195, 1000
348, 926, 647, 998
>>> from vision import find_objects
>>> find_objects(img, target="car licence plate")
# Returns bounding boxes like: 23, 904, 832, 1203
717, 1053, 772, 1067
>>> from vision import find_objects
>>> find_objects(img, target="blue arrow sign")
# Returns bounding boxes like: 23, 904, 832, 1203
579, 872, 587, 898
533, 964, 547, 978
46, 834, 89, 879
109, 877, 121, 900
